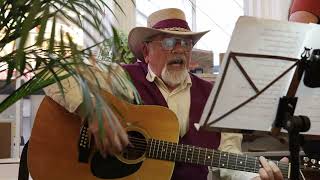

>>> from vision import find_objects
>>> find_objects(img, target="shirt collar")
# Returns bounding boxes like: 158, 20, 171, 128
146, 65, 157, 82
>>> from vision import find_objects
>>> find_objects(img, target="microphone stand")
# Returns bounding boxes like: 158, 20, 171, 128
272, 48, 312, 180
273, 97, 310, 179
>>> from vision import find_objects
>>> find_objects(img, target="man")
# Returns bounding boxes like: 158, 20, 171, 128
45, 8, 286, 180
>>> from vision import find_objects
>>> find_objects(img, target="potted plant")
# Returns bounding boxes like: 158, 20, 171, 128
0, 0, 139, 138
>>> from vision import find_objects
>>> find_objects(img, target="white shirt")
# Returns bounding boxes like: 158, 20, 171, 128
146, 65, 191, 137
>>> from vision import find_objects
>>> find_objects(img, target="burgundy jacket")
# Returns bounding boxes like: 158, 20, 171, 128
122, 62, 221, 180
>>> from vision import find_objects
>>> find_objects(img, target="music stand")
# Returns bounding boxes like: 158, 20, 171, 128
197, 50, 313, 180
271, 48, 315, 180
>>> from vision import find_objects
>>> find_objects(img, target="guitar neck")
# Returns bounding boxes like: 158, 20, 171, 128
146, 139, 290, 178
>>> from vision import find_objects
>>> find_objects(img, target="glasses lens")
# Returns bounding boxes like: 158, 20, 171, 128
181, 39, 192, 50
159, 38, 193, 51
162, 38, 176, 50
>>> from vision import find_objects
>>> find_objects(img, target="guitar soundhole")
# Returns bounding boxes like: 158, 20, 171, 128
121, 130, 147, 160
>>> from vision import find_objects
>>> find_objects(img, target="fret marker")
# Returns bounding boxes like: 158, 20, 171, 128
224, 154, 227, 157
188, 158, 190, 161
207, 156, 211, 159
163, 149, 165, 151
222, 164, 225, 167
240, 161, 243, 164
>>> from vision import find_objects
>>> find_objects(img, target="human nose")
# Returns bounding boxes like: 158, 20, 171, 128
171, 42, 186, 53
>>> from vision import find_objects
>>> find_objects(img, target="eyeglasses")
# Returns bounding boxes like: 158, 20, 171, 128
146, 37, 193, 51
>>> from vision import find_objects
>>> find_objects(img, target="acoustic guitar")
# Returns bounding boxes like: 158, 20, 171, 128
28, 92, 318, 180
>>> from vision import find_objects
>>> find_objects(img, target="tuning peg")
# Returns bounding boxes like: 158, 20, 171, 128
310, 159, 317, 168
303, 157, 309, 168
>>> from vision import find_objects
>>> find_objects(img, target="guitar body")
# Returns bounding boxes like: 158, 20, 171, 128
27, 93, 320, 180
28, 93, 180, 180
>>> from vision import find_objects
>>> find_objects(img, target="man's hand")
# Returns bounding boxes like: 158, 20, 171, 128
88, 112, 129, 158
253, 156, 289, 180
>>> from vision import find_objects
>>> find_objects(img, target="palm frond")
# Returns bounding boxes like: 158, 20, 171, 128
0, 0, 141, 139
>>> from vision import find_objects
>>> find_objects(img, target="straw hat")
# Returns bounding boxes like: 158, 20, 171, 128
128, 8, 209, 61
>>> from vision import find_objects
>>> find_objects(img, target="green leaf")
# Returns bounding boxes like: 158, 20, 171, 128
59, 29, 66, 56
19, 51, 26, 74
34, 56, 42, 70
16, 0, 41, 73
96, 96, 106, 140
49, 16, 57, 53
36, 4, 50, 46
0, 0, 143, 127
0, 69, 71, 113
6, 61, 15, 84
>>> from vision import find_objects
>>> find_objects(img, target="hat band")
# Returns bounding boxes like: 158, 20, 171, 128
152, 19, 190, 31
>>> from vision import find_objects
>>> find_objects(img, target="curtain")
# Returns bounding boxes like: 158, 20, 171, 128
244, 0, 292, 20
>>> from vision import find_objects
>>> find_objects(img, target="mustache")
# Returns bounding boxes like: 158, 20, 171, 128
167, 57, 186, 65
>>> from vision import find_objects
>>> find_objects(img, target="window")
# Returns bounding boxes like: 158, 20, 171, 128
136, 0, 193, 28
195, 0, 244, 67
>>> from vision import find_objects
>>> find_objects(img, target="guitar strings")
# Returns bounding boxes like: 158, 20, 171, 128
127, 136, 289, 168
124, 143, 290, 175
127, 136, 288, 167
128, 136, 285, 166
124, 136, 290, 174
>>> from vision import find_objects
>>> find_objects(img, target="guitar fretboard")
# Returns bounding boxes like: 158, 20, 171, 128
146, 139, 289, 177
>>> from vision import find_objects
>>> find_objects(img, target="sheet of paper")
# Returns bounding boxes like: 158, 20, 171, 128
198, 16, 311, 133
226, 16, 310, 58
200, 56, 296, 132
294, 24, 320, 135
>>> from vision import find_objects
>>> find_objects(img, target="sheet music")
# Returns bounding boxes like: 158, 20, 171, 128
294, 24, 320, 135
227, 16, 310, 58
198, 16, 313, 133
202, 56, 295, 131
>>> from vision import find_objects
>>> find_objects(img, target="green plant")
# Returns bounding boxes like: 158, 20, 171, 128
99, 29, 135, 64
0, 0, 140, 136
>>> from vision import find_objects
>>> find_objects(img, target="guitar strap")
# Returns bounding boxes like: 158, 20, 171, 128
18, 141, 29, 180
78, 120, 91, 163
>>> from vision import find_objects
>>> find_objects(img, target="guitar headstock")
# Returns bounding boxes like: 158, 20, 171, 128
302, 156, 320, 169
301, 156, 320, 180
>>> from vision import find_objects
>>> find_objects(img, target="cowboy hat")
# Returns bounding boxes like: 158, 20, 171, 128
128, 8, 209, 61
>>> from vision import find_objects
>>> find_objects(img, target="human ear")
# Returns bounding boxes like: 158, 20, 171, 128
142, 43, 150, 63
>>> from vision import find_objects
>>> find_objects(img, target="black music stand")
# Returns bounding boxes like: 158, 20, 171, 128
273, 96, 310, 180
272, 48, 313, 180
198, 50, 313, 179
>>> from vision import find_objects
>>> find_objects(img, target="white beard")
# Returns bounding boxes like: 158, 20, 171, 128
161, 65, 188, 87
